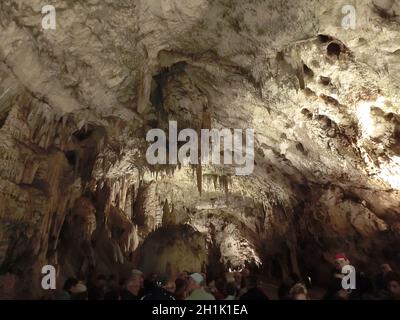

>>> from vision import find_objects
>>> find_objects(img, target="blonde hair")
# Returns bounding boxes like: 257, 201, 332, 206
289, 283, 308, 299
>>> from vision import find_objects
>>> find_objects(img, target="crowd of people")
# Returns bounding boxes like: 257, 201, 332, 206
319, 253, 400, 300
57, 253, 400, 300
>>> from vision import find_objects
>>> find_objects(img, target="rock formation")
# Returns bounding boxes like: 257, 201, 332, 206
0, 0, 400, 298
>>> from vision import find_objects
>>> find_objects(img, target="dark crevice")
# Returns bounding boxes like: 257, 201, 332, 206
150, 63, 187, 109
0, 108, 11, 129
317, 34, 333, 43
73, 128, 94, 142
303, 64, 314, 77
319, 76, 331, 86
327, 42, 342, 57
64, 150, 78, 168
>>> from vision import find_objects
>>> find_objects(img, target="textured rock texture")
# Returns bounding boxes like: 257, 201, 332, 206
0, 0, 400, 298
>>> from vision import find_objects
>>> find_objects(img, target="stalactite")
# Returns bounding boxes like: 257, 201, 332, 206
203, 174, 213, 190
201, 104, 212, 130
26, 103, 79, 154
213, 174, 218, 190
191, 165, 196, 179
162, 199, 176, 226
196, 164, 202, 195
218, 175, 230, 200
193, 104, 212, 196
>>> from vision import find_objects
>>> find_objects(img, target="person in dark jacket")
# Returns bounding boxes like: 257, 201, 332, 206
239, 275, 269, 300
57, 277, 79, 300
385, 272, 400, 300
324, 253, 373, 300
375, 263, 393, 291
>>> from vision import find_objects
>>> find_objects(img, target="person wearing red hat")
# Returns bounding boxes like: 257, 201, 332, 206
324, 253, 351, 300
324, 253, 373, 300
334, 253, 350, 276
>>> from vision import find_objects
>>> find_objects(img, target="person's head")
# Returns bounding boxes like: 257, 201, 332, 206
178, 271, 189, 280
130, 269, 144, 286
187, 273, 204, 293
381, 263, 392, 275
385, 273, 400, 299
126, 275, 142, 295
70, 282, 88, 300
334, 253, 350, 271
245, 275, 259, 289
289, 283, 308, 300
63, 277, 79, 294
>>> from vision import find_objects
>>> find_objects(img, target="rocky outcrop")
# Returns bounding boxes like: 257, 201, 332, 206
138, 224, 208, 277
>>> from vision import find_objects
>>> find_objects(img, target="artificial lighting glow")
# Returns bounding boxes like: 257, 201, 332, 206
356, 97, 400, 189
378, 155, 400, 190
356, 96, 386, 137
356, 101, 373, 136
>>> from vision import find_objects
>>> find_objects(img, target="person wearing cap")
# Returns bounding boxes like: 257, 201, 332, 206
120, 270, 143, 300
324, 253, 352, 300
185, 273, 216, 300
131, 269, 144, 285
333, 253, 350, 275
